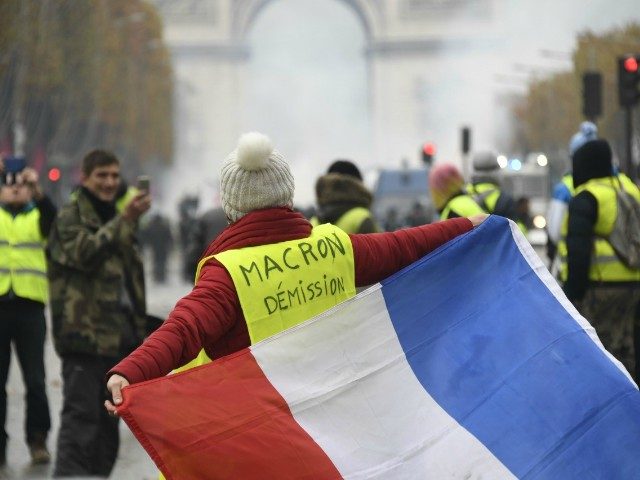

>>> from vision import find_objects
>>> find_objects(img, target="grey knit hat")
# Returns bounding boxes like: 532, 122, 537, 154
220, 132, 294, 223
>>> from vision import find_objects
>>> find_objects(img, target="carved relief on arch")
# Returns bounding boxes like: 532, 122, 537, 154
230, 0, 384, 42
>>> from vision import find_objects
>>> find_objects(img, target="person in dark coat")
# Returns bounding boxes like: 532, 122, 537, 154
47, 149, 150, 477
562, 139, 640, 380
312, 159, 381, 233
183, 207, 228, 281
141, 212, 174, 283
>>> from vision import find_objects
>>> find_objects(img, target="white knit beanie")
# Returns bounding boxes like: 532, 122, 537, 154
220, 132, 295, 223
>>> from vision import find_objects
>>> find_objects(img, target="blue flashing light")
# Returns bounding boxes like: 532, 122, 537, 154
510, 159, 522, 171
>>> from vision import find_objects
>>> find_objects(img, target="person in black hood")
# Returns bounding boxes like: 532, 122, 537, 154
562, 138, 640, 380
311, 159, 381, 234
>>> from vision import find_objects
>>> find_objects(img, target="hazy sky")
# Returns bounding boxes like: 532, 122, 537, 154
244, 0, 368, 207
236, 0, 640, 207
164, 0, 640, 211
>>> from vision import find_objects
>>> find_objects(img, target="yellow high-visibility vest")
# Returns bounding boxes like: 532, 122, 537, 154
466, 182, 500, 212
170, 225, 356, 366
440, 195, 485, 220
213, 223, 355, 343
558, 175, 640, 282
310, 207, 378, 233
0, 207, 48, 303
466, 182, 528, 233
336, 207, 377, 233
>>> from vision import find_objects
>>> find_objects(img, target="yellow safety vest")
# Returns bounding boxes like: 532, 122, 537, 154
558, 175, 640, 282
440, 195, 485, 220
310, 207, 377, 233
214, 223, 355, 343
336, 207, 376, 233
466, 182, 500, 212
466, 182, 527, 233
0, 207, 48, 303
158, 224, 356, 480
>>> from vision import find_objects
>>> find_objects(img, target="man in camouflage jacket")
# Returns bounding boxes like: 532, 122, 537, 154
47, 149, 150, 477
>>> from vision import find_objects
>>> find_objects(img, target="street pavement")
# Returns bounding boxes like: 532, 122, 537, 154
1, 252, 192, 479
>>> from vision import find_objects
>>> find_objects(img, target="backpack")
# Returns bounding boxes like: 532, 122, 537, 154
471, 187, 517, 220
471, 188, 493, 214
605, 179, 640, 269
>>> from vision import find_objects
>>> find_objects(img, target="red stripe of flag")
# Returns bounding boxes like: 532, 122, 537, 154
118, 348, 341, 480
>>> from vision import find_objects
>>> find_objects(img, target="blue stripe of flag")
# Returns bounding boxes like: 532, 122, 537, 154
381, 216, 640, 478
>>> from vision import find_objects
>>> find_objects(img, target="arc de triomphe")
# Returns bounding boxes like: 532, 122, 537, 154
150, 0, 497, 206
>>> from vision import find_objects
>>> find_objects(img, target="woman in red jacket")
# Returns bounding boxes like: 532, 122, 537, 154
106, 133, 486, 412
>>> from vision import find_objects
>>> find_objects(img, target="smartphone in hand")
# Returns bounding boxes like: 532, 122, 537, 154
136, 175, 150, 193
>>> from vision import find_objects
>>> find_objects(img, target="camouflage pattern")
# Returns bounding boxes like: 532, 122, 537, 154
577, 285, 640, 381
47, 189, 147, 358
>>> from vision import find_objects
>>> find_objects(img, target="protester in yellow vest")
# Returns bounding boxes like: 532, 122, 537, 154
0, 159, 56, 466
311, 159, 381, 233
465, 151, 527, 234
561, 138, 640, 380
428, 163, 486, 220
105, 132, 487, 426
547, 121, 598, 273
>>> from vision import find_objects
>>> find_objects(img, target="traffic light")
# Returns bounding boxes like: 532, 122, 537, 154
47, 167, 61, 182
617, 54, 640, 107
461, 127, 471, 155
582, 71, 602, 119
421, 142, 436, 165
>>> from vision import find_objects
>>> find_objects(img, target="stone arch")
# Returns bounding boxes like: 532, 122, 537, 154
230, 0, 383, 42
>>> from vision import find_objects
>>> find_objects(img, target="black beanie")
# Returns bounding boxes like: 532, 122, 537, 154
327, 159, 363, 181
572, 139, 613, 189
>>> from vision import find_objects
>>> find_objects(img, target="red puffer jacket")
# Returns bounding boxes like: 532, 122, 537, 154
110, 207, 472, 383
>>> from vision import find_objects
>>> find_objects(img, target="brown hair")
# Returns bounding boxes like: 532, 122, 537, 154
81, 149, 119, 176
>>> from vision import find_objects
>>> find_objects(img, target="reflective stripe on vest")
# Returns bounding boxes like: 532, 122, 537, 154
558, 175, 640, 282
0, 208, 48, 303
440, 195, 485, 220
213, 224, 356, 344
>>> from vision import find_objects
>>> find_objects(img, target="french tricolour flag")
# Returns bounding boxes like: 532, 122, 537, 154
119, 216, 640, 479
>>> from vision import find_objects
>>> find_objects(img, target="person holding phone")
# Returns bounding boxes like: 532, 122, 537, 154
0, 156, 57, 466
46, 149, 151, 477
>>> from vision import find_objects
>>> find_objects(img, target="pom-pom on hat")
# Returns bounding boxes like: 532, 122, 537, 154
220, 132, 294, 223
569, 121, 598, 157
428, 163, 465, 210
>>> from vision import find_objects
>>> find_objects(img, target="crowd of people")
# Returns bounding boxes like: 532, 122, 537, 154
1, 123, 639, 476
